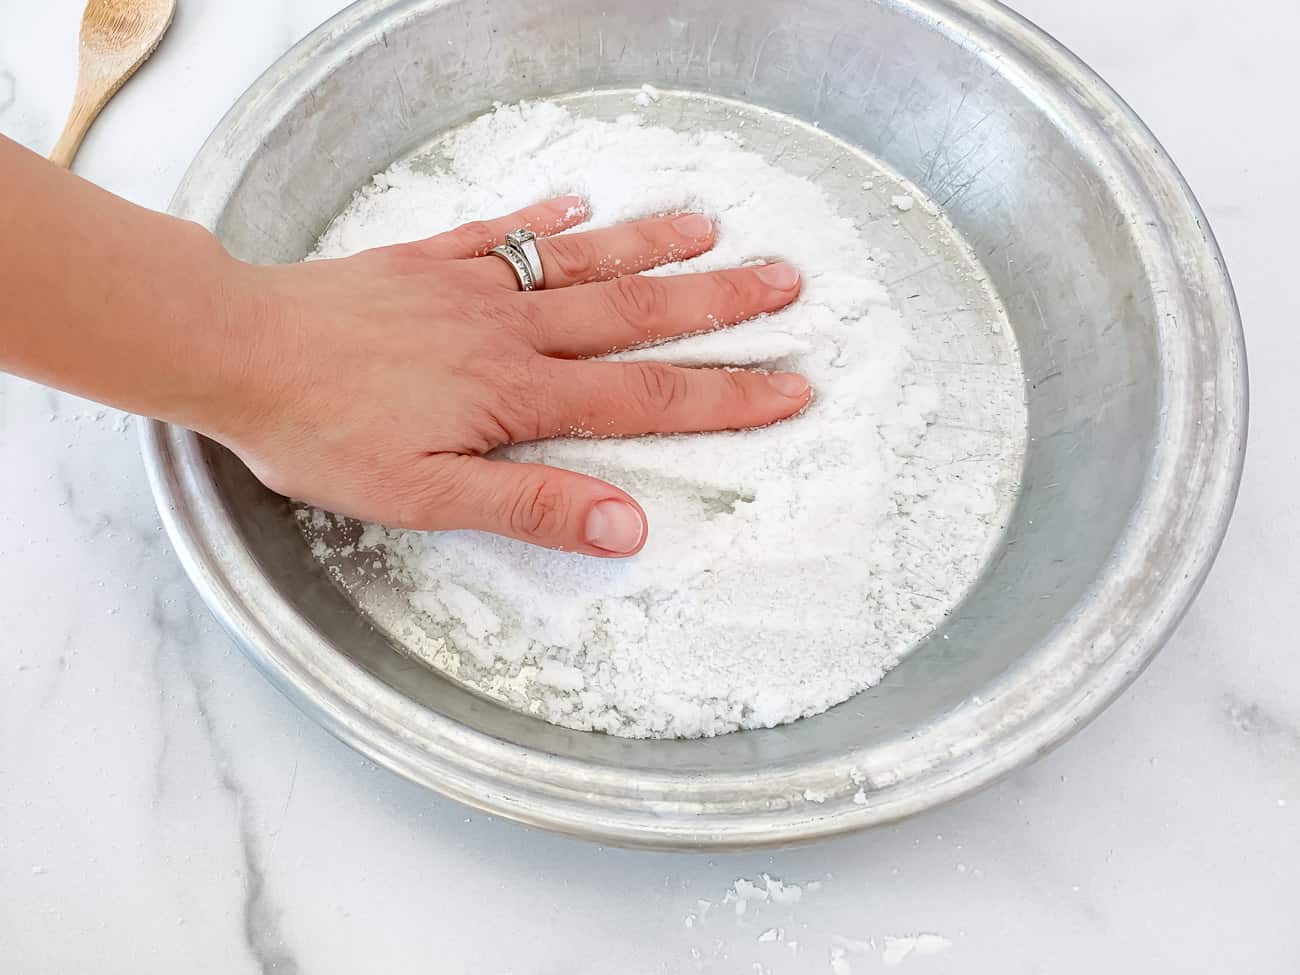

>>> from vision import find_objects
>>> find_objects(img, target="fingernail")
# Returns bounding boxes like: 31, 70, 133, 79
585, 499, 646, 555
671, 212, 714, 238
755, 262, 800, 290
767, 372, 810, 398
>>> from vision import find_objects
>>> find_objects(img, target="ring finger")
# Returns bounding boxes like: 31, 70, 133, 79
474, 211, 717, 290
415, 195, 590, 260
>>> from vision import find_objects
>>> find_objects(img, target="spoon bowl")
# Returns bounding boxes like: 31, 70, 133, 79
49, 0, 176, 168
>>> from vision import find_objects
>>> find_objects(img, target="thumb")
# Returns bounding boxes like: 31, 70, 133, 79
424, 455, 647, 557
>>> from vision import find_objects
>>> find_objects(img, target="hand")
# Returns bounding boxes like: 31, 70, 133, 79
215, 195, 809, 557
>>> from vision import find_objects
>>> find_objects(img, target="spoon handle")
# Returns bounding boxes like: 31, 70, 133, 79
48, 79, 109, 169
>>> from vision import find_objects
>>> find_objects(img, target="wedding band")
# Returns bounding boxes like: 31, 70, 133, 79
490, 240, 536, 291
505, 229, 546, 290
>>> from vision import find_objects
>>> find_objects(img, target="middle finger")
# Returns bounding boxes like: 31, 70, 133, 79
522, 261, 802, 358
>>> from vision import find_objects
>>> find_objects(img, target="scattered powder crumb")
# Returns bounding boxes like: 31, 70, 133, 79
633, 83, 661, 106
733, 878, 770, 903
890, 194, 915, 212
719, 873, 808, 920
861, 179, 875, 191
830, 946, 853, 975
306, 97, 1019, 739
757, 928, 781, 942
803, 788, 829, 804
831, 936, 874, 954
852, 788, 868, 805
30, 866, 46, 876
881, 934, 952, 966
764, 875, 804, 906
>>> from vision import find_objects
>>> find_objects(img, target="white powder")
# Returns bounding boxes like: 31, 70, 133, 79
764, 876, 804, 906
633, 83, 661, 107
881, 934, 952, 966
305, 97, 1014, 739
717, 874, 807, 917
732, 878, 771, 904
831, 936, 875, 954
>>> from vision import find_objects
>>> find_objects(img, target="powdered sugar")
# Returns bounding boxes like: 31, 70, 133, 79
302, 96, 1021, 739
632, 83, 661, 107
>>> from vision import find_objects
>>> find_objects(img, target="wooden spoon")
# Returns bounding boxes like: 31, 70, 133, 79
48, 0, 177, 169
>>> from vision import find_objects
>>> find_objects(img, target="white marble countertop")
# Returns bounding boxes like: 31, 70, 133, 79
2, 1, 1297, 971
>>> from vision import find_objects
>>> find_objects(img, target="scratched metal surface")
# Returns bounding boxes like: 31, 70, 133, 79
142, 0, 1246, 847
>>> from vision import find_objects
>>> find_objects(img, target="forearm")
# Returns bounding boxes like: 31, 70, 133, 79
0, 134, 255, 432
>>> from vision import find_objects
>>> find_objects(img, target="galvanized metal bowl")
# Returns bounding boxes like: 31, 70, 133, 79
143, 0, 1247, 848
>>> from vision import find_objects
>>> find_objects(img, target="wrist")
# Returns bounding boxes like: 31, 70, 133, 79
173, 238, 287, 447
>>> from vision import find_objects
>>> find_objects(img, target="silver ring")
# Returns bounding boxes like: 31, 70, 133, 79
506, 229, 545, 290
490, 241, 536, 292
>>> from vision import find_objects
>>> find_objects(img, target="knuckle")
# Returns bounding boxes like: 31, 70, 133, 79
632, 363, 690, 413
500, 299, 546, 345
723, 369, 757, 411
630, 222, 661, 257
486, 357, 552, 442
607, 275, 668, 332
390, 464, 468, 529
713, 271, 753, 313
544, 235, 601, 283
367, 242, 421, 272
507, 477, 569, 541
454, 219, 497, 255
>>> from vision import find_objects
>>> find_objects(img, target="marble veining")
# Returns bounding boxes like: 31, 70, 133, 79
179, 617, 302, 975
1, 1, 1297, 972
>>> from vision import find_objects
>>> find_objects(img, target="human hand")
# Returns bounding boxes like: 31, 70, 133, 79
214, 195, 808, 557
